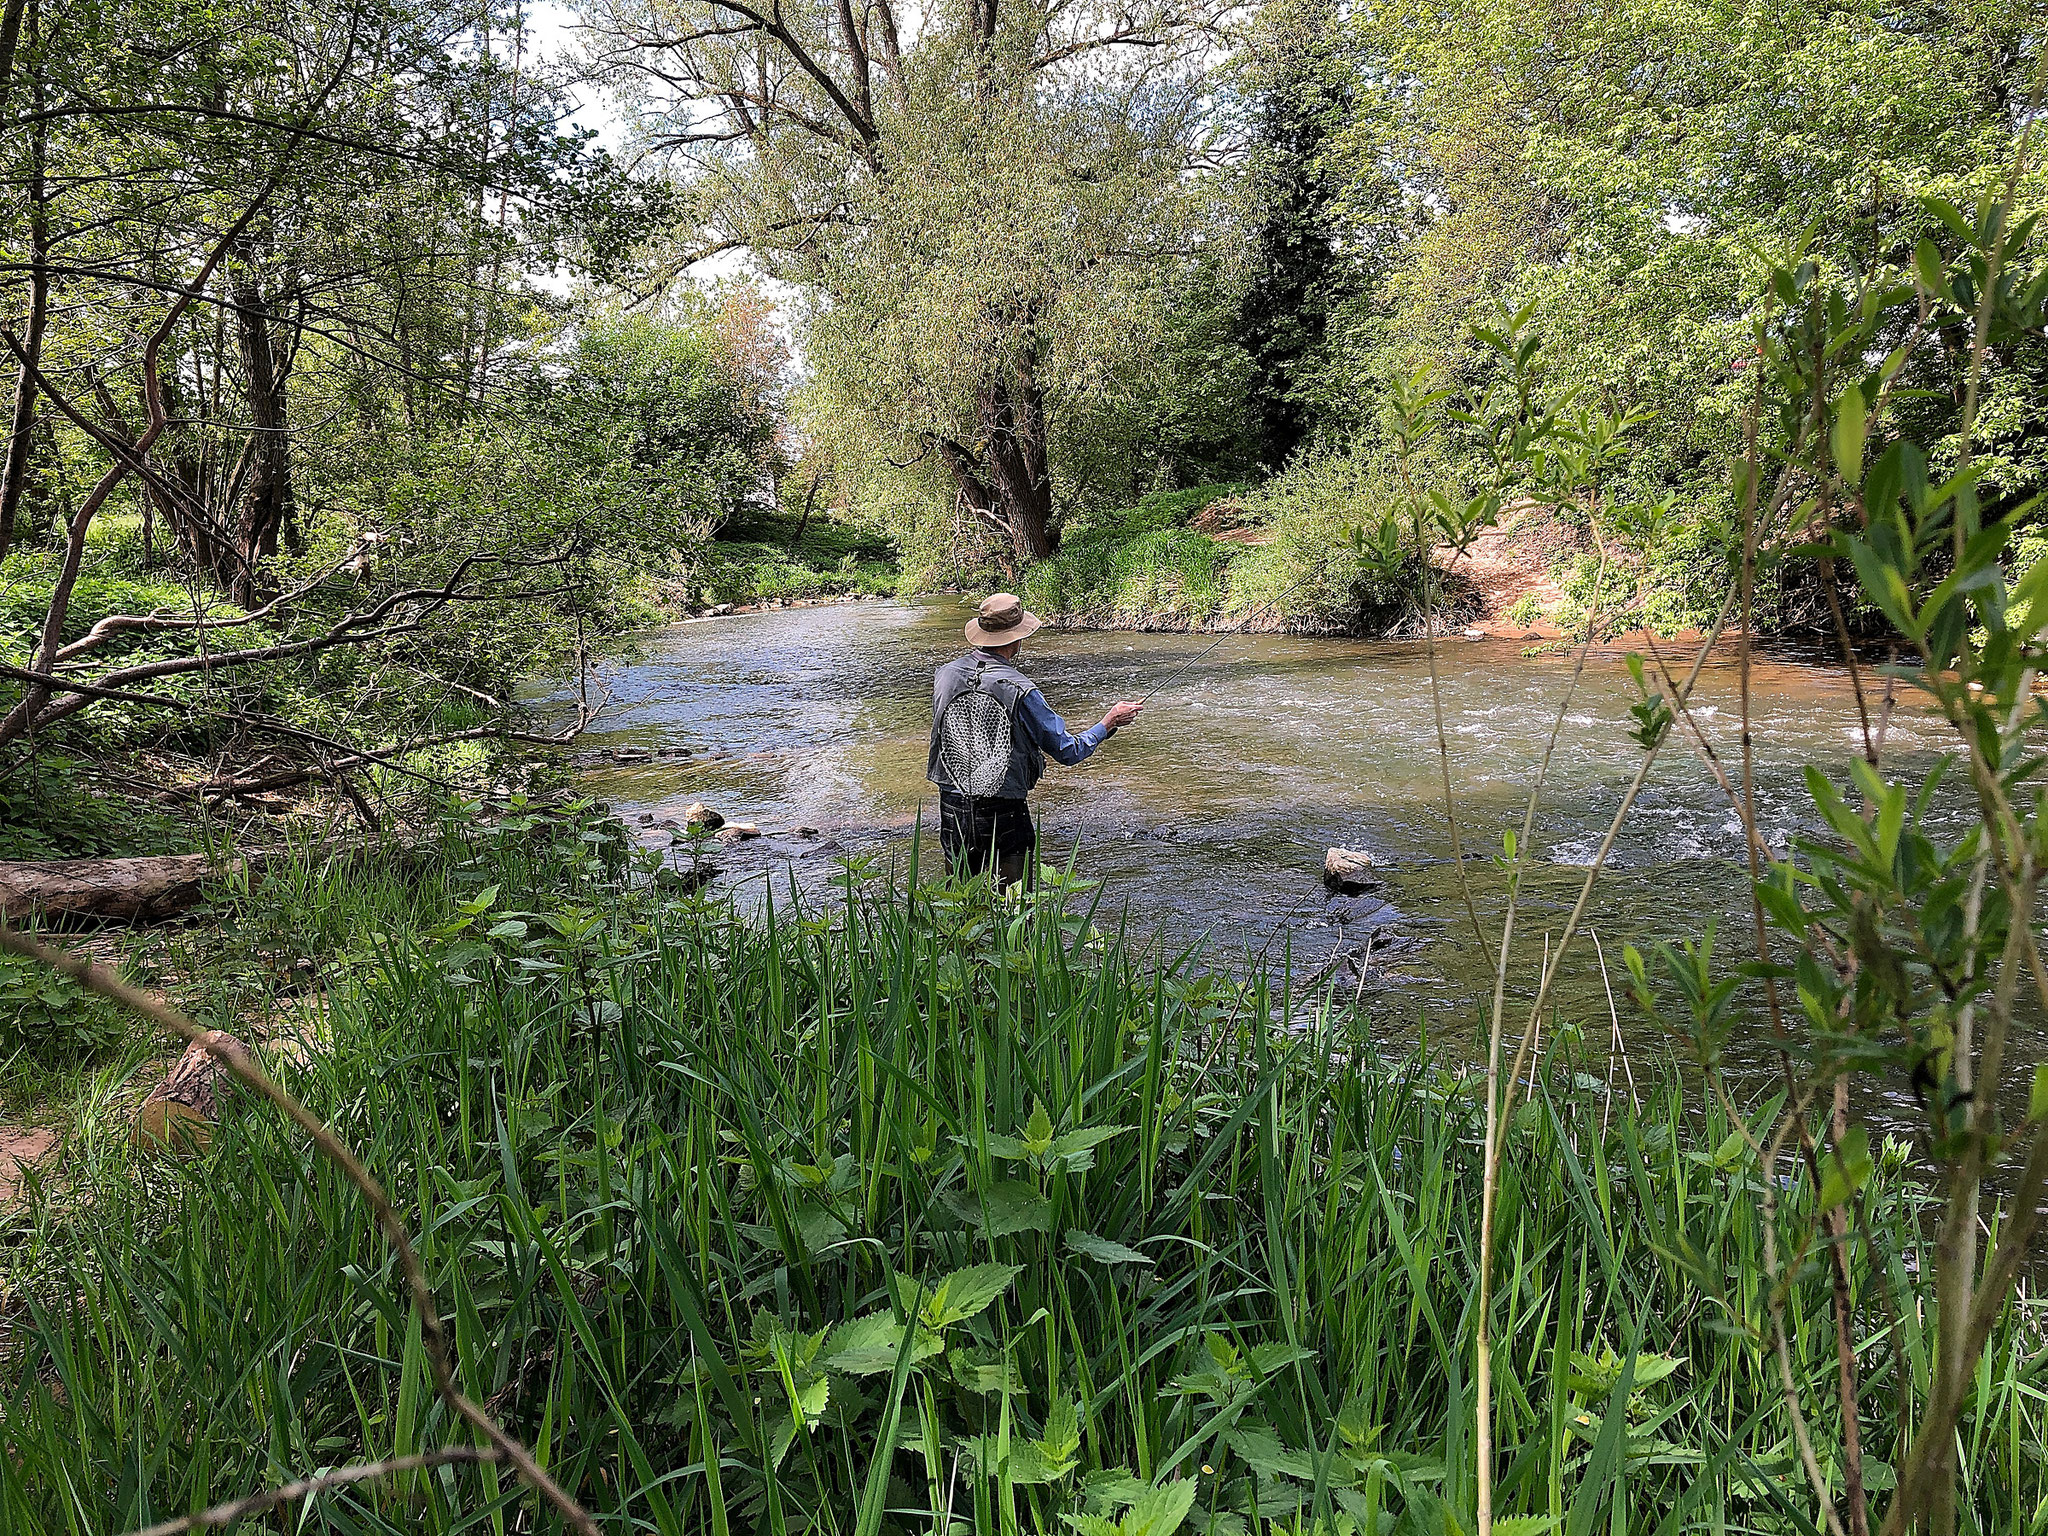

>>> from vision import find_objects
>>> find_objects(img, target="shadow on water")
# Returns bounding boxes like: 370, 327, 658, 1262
539, 597, 2021, 1134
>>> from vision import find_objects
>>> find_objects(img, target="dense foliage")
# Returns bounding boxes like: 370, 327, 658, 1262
572, 0, 2038, 627
0, 0, 787, 833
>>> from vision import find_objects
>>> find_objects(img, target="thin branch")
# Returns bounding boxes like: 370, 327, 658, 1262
124, 1448, 500, 1536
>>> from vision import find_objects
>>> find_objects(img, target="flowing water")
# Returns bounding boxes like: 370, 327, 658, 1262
550, 597, 2008, 1120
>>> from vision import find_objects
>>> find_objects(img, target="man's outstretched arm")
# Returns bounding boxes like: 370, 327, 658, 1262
1017, 691, 1142, 765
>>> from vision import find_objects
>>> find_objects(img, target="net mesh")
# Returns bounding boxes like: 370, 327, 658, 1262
937, 687, 1014, 797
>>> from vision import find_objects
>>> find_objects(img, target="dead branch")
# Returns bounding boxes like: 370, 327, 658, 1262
124, 1448, 500, 1536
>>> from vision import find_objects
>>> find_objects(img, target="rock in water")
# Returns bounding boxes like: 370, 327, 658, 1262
715, 822, 761, 842
682, 803, 725, 830
1324, 847, 1380, 894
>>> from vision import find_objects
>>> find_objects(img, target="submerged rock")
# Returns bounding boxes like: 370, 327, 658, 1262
1324, 892, 1393, 925
1323, 847, 1380, 894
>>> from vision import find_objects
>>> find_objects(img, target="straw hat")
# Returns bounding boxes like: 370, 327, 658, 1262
965, 592, 1043, 647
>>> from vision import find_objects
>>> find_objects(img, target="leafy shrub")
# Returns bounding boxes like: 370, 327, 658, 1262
1028, 457, 1434, 633
0, 570, 237, 652
1027, 525, 1236, 625
0, 751, 179, 859
0, 949, 127, 1067
685, 508, 900, 606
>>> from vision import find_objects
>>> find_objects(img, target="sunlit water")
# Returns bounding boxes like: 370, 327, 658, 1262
543, 598, 2010, 1124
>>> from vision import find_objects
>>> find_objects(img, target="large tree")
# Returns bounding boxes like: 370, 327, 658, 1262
579, 0, 1229, 561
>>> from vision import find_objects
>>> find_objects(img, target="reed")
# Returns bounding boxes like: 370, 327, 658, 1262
3, 820, 2042, 1534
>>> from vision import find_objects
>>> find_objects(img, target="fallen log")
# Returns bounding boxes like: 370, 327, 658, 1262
0, 854, 240, 923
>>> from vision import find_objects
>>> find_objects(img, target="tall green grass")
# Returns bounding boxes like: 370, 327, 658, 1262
2, 818, 2043, 1533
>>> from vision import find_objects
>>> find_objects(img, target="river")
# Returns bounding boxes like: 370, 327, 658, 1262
553, 597, 1997, 1112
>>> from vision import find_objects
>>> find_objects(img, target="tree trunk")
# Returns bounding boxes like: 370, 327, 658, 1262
0, 231, 45, 560
935, 354, 1058, 566
231, 262, 294, 605
0, 15, 46, 560
90, 372, 217, 576
977, 358, 1056, 562
132, 1030, 243, 1154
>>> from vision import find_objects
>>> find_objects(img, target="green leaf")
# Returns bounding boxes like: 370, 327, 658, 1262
1040, 1394, 1081, 1461
1022, 1099, 1056, 1155
1818, 1125, 1872, 1212
1122, 1478, 1199, 1536
949, 1347, 1026, 1396
1831, 386, 1867, 481
925, 1262, 1021, 1327
1228, 1426, 1318, 1481
966, 1435, 1074, 1484
2029, 1063, 2048, 1124
1050, 1123, 1134, 1170
1913, 239, 1955, 304
821, 1313, 943, 1375
1080, 1471, 1151, 1513
1924, 196, 1974, 243
967, 1179, 1052, 1237
1064, 1230, 1153, 1266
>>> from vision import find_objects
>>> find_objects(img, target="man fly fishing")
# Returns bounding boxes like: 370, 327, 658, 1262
929, 593, 1143, 888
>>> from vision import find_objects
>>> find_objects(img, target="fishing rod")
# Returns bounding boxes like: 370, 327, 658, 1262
1133, 562, 1334, 706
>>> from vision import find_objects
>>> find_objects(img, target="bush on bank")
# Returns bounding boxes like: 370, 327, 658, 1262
2, 810, 2042, 1533
1025, 471, 1434, 634
682, 507, 901, 609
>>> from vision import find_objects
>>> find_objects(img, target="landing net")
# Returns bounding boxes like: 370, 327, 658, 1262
937, 687, 1014, 797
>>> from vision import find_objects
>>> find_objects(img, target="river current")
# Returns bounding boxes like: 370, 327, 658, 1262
551, 597, 2000, 1112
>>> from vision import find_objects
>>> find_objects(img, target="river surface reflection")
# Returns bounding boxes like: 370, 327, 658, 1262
548, 597, 2009, 1124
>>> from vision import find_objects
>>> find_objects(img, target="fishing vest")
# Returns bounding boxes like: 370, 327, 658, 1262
928, 650, 1045, 800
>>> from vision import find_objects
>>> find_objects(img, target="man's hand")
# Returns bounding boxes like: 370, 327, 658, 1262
1103, 700, 1143, 732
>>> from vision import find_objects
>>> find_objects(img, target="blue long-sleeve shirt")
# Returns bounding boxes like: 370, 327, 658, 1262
977, 649, 1112, 765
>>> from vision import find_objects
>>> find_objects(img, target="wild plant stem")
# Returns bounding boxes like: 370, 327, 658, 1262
1477, 543, 1609, 1536
124, 1449, 499, 1536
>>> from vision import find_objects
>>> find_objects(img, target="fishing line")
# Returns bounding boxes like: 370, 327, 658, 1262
1131, 562, 1335, 706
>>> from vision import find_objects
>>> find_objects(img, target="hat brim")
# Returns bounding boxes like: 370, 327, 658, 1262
966, 610, 1043, 647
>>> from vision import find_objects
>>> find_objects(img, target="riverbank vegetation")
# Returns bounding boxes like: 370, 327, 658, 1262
6, 818, 2045, 1535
